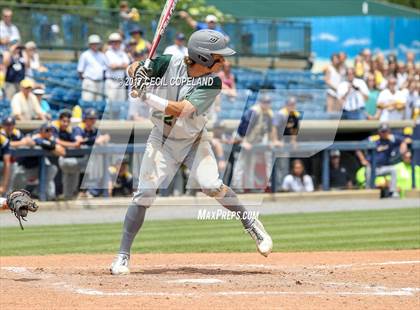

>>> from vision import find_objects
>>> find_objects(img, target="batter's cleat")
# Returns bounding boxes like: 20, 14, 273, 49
246, 219, 273, 257
110, 253, 130, 275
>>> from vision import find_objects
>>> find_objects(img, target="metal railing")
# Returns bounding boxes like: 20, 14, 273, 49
10, 140, 420, 201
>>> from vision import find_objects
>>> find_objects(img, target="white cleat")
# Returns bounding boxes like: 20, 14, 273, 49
110, 253, 130, 275
246, 219, 273, 257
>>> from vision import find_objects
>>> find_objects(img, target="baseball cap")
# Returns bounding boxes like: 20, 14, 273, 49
378, 123, 390, 132
108, 32, 122, 42
88, 34, 102, 45
33, 88, 45, 96
129, 26, 144, 35
83, 108, 98, 119
20, 79, 34, 88
2, 116, 16, 126
330, 150, 341, 157
25, 41, 37, 49
205, 14, 218, 23
40, 122, 54, 131
176, 33, 185, 40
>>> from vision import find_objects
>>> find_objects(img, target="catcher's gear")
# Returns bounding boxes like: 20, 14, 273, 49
7, 189, 38, 230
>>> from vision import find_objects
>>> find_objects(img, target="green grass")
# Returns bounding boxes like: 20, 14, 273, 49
0, 208, 419, 256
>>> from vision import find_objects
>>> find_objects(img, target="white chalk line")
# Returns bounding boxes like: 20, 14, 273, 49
2, 264, 420, 298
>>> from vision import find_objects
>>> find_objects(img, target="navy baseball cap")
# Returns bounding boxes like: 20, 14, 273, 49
2, 116, 16, 126
176, 33, 185, 40
130, 26, 144, 35
378, 123, 390, 132
40, 122, 54, 131
83, 108, 98, 120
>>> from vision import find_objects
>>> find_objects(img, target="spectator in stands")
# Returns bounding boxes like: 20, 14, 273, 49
354, 55, 365, 79
163, 33, 188, 57
324, 53, 342, 113
371, 57, 387, 90
396, 62, 408, 90
179, 12, 228, 39
13, 122, 65, 200
3, 43, 25, 99
329, 150, 352, 189
0, 54, 4, 98
0, 8, 20, 52
405, 51, 416, 70
231, 94, 275, 191
52, 109, 83, 200
282, 159, 314, 192
402, 79, 419, 120
337, 51, 347, 77
360, 48, 372, 78
73, 108, 110, 198
218, 60, 237, 99
337, 68, 369, 120
78, 34, 107, 102
356, 123, 407, 198
23, 41, 47, 77
11, 79, 46, 121
129, 27, 151, 54
365, 73, 380, 120
376, 77, 406, 122
0, 133, 11, 196
119, 1, 140, 42
108, 157, 133, 197
394, 151, 420, 197
33, 87, 51, 119
105, 33, 130, 119
272, 97, 300, 146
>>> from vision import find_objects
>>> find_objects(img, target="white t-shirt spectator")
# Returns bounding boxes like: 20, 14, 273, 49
0, 20, 20, 51
105, 48, 130, 80
77, 49, 107, 81
282, 175, 314, 192
163, 44, 188, 57
337, 78, 369, 111
11, 92, 43, 120
325, 64, 341, 98
376, 89, 406, 121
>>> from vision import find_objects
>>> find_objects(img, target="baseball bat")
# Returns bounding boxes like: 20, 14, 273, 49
131, 0, 179, 97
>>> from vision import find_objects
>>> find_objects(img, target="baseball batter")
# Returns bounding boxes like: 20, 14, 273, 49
111, 30, 273, 275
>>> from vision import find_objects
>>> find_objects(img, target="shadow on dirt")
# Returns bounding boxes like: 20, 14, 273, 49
133, 267, 272, 276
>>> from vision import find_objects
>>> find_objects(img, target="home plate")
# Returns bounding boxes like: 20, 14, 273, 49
168, 278, 223, 284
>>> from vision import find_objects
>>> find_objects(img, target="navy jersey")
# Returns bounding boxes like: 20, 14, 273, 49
51, 120, 75, 142
73, 122, 98, 146
0, 135, 10, 160
0, 128, 24, 142
367, 134, 403, 167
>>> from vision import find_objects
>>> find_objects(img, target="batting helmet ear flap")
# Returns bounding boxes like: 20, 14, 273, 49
197, 54, 214, 67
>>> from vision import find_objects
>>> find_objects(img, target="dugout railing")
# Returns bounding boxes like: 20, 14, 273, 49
10, 140, 420, 201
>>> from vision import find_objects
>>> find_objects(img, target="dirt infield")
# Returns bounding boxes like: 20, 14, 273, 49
1, 250, 419, 309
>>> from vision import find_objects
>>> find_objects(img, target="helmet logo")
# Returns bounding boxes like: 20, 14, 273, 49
209, 36, 219, 43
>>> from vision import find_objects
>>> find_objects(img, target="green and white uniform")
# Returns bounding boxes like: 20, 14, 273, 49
133, 54, 223, 205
